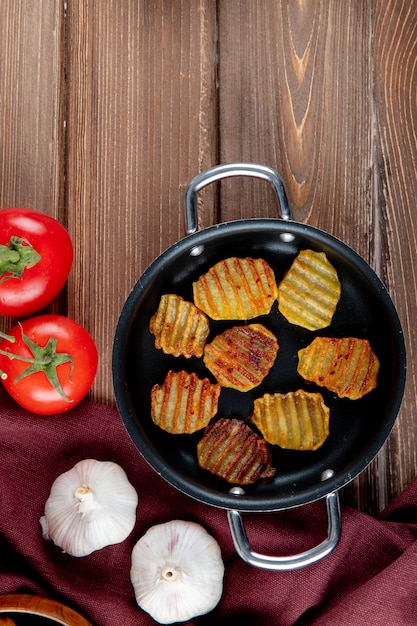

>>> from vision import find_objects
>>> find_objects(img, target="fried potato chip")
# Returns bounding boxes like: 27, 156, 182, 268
277, 249, 341, 330
203, 323, 279, 391
193, 256, 278, 320
251, 390, 330, 451
297, 336, 380, 399
150, 294, 210, 358
197, 418, 276, 484
151, 370, 221, 434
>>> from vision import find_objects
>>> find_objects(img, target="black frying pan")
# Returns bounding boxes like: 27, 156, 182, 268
112, 164, 406, 568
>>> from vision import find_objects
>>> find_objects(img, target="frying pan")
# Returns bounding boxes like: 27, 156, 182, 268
112, 163, 406, 569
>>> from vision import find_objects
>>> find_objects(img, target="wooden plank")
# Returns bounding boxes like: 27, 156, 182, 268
65, 1, 218, 404
0, 0, 65, 334
0, 1, 65, 214
217, 1, 374, 248
372, 0, 417, 506
217, 1, 398, 515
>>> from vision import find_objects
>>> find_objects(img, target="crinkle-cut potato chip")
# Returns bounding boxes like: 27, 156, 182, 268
251, 390, 330, 451
149, 293, 210, 358
197, 418, 276, 484
151, 370, 221, 434
203, 323, 279, 391
277, 249, 341, 330
193, 256, 278, 320
297, 336, 380, 400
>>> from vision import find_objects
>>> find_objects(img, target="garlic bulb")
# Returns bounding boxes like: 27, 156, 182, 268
130, 520, 224, 624
40, 459, 138, 557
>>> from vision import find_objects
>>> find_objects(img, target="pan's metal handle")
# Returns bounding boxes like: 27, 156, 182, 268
184, 163, 292, 234
227, 471, 341, 571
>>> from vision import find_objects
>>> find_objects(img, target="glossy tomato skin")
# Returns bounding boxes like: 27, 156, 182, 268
0, 314, 98, 415
0, 208, 73, 317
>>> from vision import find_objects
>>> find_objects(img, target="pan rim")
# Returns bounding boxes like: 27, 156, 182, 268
112, 218, 406, 512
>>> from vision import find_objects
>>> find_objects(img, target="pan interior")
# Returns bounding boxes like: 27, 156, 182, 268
112, 219, 406, 512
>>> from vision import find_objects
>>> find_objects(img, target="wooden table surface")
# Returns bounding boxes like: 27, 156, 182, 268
1, 0, 416, 518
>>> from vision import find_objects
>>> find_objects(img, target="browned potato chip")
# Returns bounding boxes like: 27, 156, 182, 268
277, 249, 341, 330
193, 256, 278, 320
297, 337, 380, 399
203, 323, 279, 391
251, 390, 330, 451
151, 370, 221, 434
197, 418, 276, 484
150, 294, 210, 358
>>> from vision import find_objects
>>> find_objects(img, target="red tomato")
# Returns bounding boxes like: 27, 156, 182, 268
0, 208, 73, 317
0, 314, 98, 415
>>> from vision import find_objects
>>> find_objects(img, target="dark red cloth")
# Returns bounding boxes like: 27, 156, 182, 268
1, 386, 417, 626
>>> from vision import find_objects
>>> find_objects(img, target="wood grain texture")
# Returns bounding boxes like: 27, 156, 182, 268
0, 1, 65, 213
217, 1, 374, 252
65, 0, 218, 403
371, 0, 417, 507
0, 0, 65, 335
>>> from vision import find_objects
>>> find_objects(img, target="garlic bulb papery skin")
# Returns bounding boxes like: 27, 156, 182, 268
40, 459, 138, 557
130, 520, 224, 624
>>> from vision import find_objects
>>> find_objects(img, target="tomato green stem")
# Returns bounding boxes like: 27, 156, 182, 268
0, 324, 73, 401
0, 348, 50, 364
0, 331, 15, 343
0, 332, 17, 379
0, 236, 41, 283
